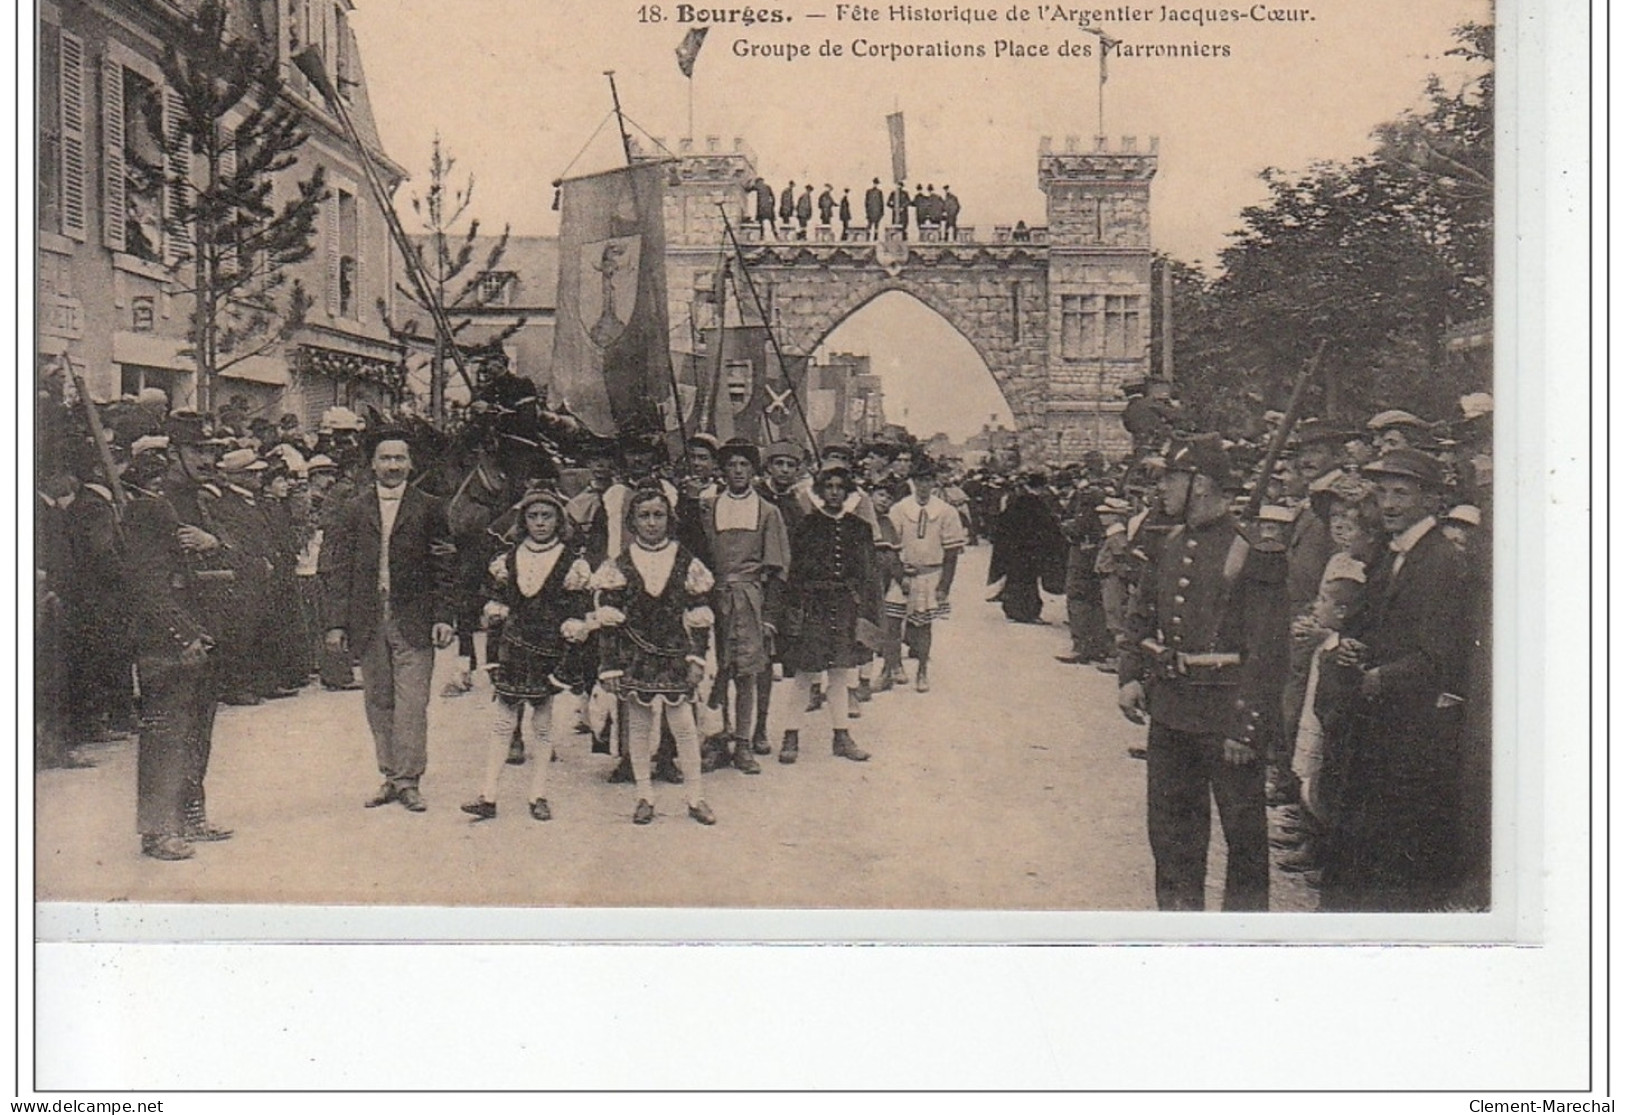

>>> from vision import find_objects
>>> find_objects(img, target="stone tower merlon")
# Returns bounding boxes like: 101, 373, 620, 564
632, 136, 759, 249
1037, 135, 1157, 247
632, 137, 761, 347
1038, 135, 1159, 458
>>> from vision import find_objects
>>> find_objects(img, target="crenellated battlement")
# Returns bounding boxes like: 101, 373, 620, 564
1038, 135, 1159, 187
632, 135, 758, 185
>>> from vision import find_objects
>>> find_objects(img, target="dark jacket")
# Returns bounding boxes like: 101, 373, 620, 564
1119, 514, 1289, 745
122, 487, 212, 657
320, 485, 456, 650
1322, 521, 1471, 908
864, 186, 885, 224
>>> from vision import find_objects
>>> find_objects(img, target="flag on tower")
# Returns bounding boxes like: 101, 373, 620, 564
886, 111, 907, 183
676, 27, 709, 77
1098, 31, 1121, 83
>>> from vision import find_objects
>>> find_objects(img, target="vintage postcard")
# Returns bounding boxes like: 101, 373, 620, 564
23, 0, 1599, 1096
30, 0, 1527, 931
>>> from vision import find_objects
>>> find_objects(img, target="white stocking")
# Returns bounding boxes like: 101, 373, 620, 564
481, 697, 523, 802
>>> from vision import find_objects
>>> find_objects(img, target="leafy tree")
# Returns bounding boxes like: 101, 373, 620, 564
1159, 21, 1493, 431
161, 0, 325, 414
381, 134, 524, 422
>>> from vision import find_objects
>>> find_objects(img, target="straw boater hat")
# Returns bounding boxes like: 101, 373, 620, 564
1366, 409, 1430, 432
1444, 504, 1482, 528
217, 448, 268, 474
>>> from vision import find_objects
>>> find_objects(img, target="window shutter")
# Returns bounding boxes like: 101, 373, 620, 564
218, 118, 237, 181
325, 192, 340, 316
59, 31, 87, 240
102, 56, 125, 251
164, 86, 193, 265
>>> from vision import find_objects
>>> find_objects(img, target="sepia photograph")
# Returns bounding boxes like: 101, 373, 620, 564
23, 0, 1598, 1094
30, 0, 1506, 918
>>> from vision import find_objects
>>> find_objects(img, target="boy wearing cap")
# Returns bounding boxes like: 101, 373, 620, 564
1117, 434, 1286, 911
886, 459, 967, 692
1318, 448, 1472, 911
701, 438, 791, 770
462, 488, 594, 822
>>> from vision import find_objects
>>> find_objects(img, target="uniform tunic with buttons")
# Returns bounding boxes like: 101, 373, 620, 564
1119, 513, 1288, 747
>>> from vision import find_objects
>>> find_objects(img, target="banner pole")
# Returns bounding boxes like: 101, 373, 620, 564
717, 205, 820, 461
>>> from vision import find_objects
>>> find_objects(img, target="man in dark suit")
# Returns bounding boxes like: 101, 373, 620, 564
864, 178, 885, 237
1320, 448, 1471, 911
321, 430, 456, 812
888, 182, 912, 239
778, 181, 796, 233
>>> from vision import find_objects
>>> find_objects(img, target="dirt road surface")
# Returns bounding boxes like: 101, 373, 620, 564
35, 546, 1314, 914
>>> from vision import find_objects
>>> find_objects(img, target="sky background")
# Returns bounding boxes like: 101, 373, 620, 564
350, 0, 1491, 437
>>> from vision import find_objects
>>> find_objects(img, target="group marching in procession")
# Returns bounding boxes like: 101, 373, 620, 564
35, 365, 1493, 913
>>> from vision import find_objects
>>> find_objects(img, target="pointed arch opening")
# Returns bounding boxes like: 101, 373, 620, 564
808, 290, 1016, 454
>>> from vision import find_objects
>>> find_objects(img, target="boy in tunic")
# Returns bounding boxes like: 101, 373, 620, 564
702, 438, 791, 771
886, 458, 967, 692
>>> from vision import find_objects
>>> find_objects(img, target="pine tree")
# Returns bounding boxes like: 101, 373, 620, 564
381, 134, 525, 422
160, 0, 326, 415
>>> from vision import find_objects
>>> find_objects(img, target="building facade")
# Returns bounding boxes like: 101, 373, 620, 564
399, 235, 559, 411
37, 0, 406, 423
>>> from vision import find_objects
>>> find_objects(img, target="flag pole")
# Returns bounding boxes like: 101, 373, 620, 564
604, 71, 635, 165
717, 204, 820, 460
605, 71, 692, 468
294, 48, 476, 405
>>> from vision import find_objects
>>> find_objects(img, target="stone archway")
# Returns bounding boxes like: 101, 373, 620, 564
755, 250, 1050, 449
645, 133, 1159, 460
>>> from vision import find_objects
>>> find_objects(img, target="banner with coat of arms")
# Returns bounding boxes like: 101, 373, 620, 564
551, 162, 675, 438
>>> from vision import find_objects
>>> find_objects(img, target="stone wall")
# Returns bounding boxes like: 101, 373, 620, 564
650, 133, 1158, 463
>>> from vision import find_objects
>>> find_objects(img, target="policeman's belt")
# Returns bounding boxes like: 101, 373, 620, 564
1139, 638, 1241, 677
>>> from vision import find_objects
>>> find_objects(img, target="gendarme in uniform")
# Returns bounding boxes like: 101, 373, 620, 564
1118, 434, 1288, 911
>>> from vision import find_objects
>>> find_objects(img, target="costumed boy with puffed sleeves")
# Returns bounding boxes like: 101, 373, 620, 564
590, 488, 719, 826
461, 489, 594, 823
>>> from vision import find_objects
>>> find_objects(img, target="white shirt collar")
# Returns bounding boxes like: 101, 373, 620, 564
1389, 515, 1436, 555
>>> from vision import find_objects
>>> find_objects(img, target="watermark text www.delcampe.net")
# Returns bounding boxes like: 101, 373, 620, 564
12, 1102, 163, 1113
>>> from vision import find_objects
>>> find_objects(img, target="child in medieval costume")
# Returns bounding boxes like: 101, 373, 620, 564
590, 487, 718, 825
777, 462, 880, 764
870, 482, 909, 691
886, 458, 967, 692
461, 489, 595, 822
701, 438, 791, 772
